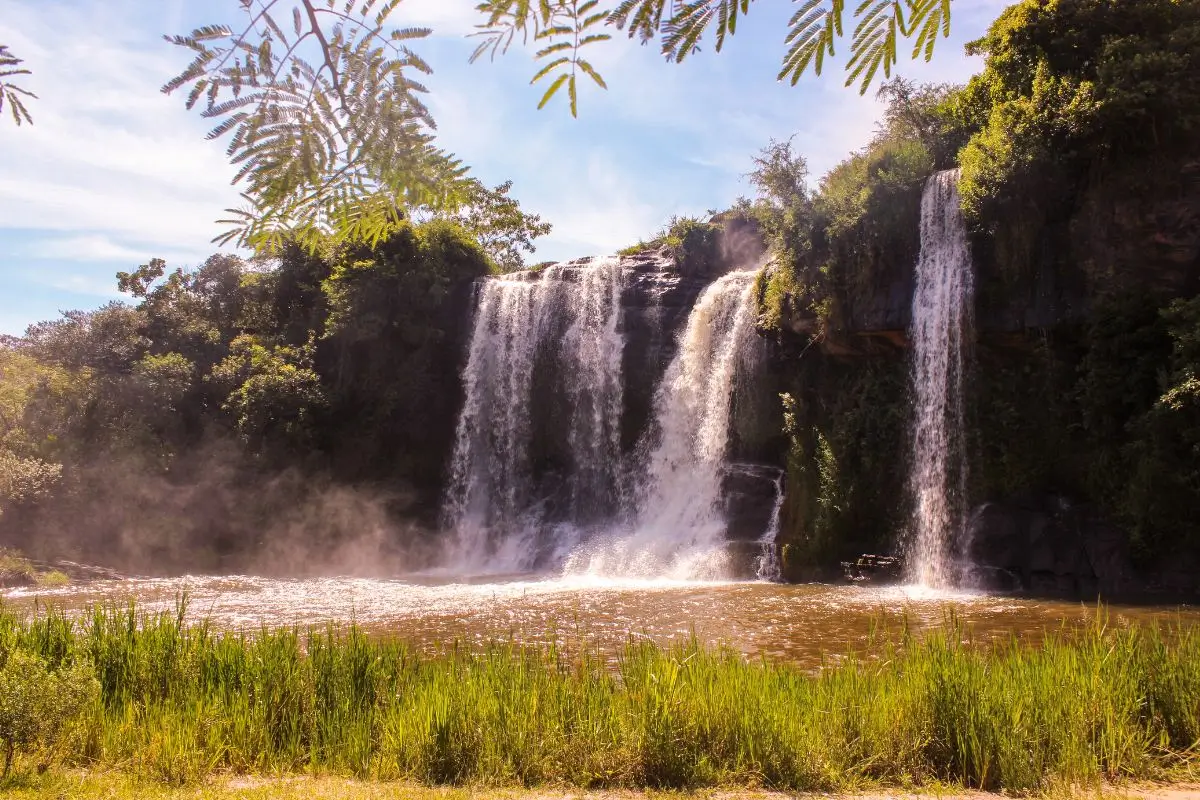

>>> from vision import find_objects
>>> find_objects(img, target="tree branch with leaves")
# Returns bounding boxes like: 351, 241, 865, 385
0, 45, 36, 126
165, 0, 472, 254
472, 0, 954, 114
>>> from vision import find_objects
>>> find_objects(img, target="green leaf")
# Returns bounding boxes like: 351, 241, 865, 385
531, 56, 571, 83
577, 59, 608, 89
538, 72, 569, 109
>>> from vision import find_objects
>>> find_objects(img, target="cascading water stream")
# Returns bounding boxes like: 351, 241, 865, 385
442, 258, 625, 572
563, 269, 761, 580
755, 471, 785, 582
907, 169, 975, 587
443, 257, 769, 581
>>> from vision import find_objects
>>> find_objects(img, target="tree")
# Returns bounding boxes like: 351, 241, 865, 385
748, 137, 810, 213
209, 334, 326, 449
434, 180, 553, 272
0, 45, 35, 126
472, 0, 958, 114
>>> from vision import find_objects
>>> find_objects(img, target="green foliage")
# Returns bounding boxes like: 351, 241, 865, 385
473, 0, 958, 110
475, 0, 612, 117
0, 650, 97, 777
132, 353, 195, 412
754, 263, 800, 334
431, 180, 552, 272
958, 0, 1200, 230
1, 604, 1199, 789
749, 78, 962, 340
165, 0, 469, 253
1122, 297, 1200, 556
875, 77, 974, 168
0, 452, 61, 518
324, 220, 493, 339
744, 138, 813, 259
618, 215, 722, 273
210, 335, 325, 449
0, 45, 35, 126
816, 133, 930, 301
780, 359, 909, 566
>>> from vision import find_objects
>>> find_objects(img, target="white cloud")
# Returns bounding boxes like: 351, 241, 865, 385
17, 234, 211, 266
401, 0, 482, 37
0, 0, 239, 264
34, 271, 125, 300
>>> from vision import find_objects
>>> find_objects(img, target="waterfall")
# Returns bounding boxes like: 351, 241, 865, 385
442, 258, 626, 572
755, 471, 784, 582
907, 169, 975, 587
562, 262, 627, 523
563, 269, 761, 580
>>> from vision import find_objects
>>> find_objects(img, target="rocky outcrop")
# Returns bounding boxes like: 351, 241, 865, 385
962, 499, 1199, 601
721, 463, 782, 543
619, 252, 719, 451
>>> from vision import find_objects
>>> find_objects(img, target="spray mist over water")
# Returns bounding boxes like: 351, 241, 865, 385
907, 170, 975, 587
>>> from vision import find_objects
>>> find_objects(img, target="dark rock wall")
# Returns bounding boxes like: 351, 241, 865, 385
769, 165, 1200, 599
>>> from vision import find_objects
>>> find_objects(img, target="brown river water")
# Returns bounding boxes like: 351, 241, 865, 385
5, 575, 1198, 667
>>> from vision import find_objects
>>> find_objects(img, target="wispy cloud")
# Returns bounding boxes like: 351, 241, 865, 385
16, 234, 210, 266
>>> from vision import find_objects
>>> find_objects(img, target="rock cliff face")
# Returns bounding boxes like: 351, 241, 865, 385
770, 166, 1200, 599
618, 251, 721, 452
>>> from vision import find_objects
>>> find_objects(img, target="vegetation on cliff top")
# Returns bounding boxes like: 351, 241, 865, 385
0, 603, 1198, 791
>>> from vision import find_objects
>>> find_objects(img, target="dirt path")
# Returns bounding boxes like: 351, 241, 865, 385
6, 773, 1200, 800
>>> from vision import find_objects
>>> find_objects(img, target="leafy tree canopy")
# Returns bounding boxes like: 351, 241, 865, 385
431, 180, 553, 272
957, 0, 1200, 225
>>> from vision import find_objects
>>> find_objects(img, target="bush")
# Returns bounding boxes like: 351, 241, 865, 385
0, 649, 98, 777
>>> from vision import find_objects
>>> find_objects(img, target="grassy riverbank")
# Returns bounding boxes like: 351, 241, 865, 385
0, 604, 1197, 793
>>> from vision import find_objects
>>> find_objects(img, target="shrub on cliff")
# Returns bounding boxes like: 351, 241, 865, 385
1123, 297, 1200, 557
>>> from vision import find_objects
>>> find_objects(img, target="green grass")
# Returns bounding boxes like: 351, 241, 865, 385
0, 602, 1198, 792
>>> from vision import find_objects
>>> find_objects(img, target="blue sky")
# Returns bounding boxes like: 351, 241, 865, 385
0, 0, 1009, 335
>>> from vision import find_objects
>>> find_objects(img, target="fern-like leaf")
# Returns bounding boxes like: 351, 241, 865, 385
0, 45, 37, 127
164, 0, 468, 253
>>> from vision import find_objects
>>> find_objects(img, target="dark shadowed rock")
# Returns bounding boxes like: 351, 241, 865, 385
962, 499, 1152, 599
721, 463, 783, 542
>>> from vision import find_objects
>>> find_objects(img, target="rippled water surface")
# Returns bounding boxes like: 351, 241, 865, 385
7, 575, 1197, 667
